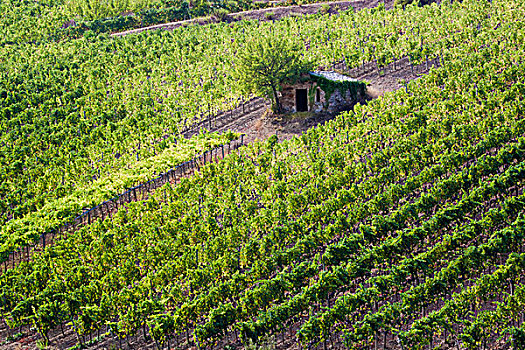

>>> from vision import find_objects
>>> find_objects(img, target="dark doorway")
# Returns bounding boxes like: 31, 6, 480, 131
296, 89, 308, 112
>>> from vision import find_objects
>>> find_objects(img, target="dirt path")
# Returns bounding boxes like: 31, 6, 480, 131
209, 55, 441, 146
348, 55, 441, 95
111, 0, 395, 37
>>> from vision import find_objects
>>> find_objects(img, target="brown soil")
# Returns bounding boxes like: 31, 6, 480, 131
208, 55, 441, 145
111, 0, 395, 37
211, 101, 336, 145
350, 56, 441, 95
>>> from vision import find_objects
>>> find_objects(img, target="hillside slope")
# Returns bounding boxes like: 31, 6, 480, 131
1, 1, 525, 349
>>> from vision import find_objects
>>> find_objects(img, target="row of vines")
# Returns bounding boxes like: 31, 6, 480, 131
0, 0, 511, 264
1, 0, 525, 348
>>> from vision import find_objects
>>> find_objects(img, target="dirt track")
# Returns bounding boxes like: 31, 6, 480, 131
211, 55, 441, 145
111, 0, 395, 37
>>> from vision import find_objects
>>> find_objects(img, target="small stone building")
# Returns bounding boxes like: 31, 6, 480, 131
280, 71, 366, 114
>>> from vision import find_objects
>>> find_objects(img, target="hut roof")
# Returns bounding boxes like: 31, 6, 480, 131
309, 71, 359, 82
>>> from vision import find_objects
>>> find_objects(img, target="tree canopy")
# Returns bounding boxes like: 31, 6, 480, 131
233, 34, 312, 113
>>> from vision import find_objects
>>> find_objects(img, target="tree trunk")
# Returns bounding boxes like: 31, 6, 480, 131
271, 85, 282, 114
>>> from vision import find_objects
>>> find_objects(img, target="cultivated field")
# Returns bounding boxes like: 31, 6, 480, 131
1, 0, 524, 349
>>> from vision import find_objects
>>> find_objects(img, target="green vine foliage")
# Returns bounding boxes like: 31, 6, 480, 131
3, 1, 525, 349
307, 74, 366, 107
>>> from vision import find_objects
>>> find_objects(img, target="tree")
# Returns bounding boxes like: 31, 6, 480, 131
234, 34, 312, 114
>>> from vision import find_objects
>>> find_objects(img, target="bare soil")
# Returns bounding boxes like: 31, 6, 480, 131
207, 55, 441, 145
111, 0, 395, 37
349, 56, 441, 95
214, 104, 337, 145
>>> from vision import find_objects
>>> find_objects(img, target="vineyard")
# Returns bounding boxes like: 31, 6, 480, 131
0, 0, 501, 260
0, 0, 375, 45
2, 0, 525, 349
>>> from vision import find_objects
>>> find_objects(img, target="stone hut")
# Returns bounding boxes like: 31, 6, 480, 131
280, 71, 366, 114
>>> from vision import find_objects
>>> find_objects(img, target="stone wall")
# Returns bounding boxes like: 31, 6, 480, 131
280, 82, 313, 113
312, 86, 327, 113
326, 87, 365, 114
280, 80, 365, 114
